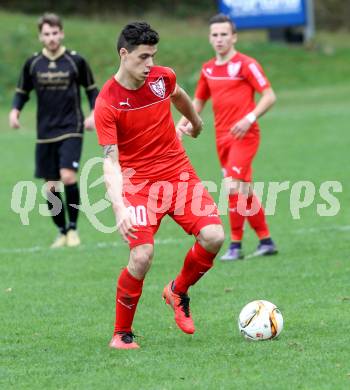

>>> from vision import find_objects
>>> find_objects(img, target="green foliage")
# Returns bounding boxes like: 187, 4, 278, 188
315, 0, 350, 31
0, 0, 217, 17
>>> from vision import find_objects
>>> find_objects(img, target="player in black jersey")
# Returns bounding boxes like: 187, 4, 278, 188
9, 13, 99, 248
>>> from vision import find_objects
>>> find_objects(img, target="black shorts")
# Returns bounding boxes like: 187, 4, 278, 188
35, 137, 83, 180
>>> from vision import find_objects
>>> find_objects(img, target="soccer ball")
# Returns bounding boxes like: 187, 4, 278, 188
238, 300, 283, 341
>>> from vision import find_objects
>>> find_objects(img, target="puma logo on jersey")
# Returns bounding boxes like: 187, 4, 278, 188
205, 67, 213, 74
119, 98, 131, 107
232, 166, 242, 174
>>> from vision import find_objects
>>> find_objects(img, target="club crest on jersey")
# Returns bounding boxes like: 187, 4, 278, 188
149, 76, 165, 98
227, 61, 241, 77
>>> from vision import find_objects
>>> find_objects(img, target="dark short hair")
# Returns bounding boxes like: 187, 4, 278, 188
209, 13, 237, 33
117, 22, 159, 54
38, 13, 63, 32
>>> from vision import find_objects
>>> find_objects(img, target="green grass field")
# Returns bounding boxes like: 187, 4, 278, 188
1, 11, 350, 390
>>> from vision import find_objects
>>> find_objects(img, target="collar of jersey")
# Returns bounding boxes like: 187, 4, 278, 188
42, 46, 66, 61
214, 51, 239, 66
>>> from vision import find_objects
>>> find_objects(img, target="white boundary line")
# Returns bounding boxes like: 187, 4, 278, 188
2, 225, 350, 255
0, 237, 190, 254
294, 225, 350, 234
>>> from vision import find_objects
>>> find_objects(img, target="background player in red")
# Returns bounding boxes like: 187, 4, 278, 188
177, 14, 277, 261
94, 22, 224, 349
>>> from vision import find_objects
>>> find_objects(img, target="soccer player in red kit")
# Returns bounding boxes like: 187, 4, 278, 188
94, 22, 224, 349
178, 14, 277, 261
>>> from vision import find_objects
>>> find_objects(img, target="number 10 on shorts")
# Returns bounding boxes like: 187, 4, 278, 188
127, 205, 147, 226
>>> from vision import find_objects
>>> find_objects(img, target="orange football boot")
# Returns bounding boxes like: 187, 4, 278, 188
109, 332, 140, 350
162, 281, 195, 334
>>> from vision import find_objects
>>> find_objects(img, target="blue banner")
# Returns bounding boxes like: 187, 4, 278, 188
218, 0, 308, 29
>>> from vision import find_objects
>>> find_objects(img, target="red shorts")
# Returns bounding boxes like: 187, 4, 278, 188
123, 171, 222, 248
216, 135, 260, 182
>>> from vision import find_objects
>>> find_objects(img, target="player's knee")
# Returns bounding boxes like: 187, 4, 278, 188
198, 225, 225, 253
226, 179, 251, 196
60, 170, 77, 185
129, 244, 154, 277
61, 175, 76, 185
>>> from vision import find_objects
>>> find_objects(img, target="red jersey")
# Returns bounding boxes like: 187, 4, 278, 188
195, 52, 270, 141
95, 66, 193, 182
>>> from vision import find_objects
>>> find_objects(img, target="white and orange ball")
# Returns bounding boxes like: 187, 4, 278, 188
238, 300, 283, 341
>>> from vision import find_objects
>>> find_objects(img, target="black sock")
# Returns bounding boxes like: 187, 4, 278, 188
47, 191, 66, 234
260, 237, 273, 245
64, 183, 80, 230
230, 241, 242, 249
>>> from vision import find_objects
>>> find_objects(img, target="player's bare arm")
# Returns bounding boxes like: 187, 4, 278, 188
9, 108, 21, 129
252, 87, 276, 119
103, 144, 137, 241
193, 98, 206, 115
231, 87, 276, 140
171, 85, 203, 139
176, 98, 206, 139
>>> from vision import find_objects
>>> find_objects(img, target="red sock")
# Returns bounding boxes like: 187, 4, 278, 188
114, 268, 144, 335
246, 195, 270, 239
173, 241, 216, 294
228, 193, 246, 241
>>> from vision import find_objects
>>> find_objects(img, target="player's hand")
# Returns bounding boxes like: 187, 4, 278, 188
84, 114, 95, 131
175, 127, 184, 141
175, 117, 189, 141
116, 206, 138, 242
230, 118, 251, 139
176, 123, 193, 139
191, 117, 203, 138
177, 118, 203, 139
9, 109, 21, 129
